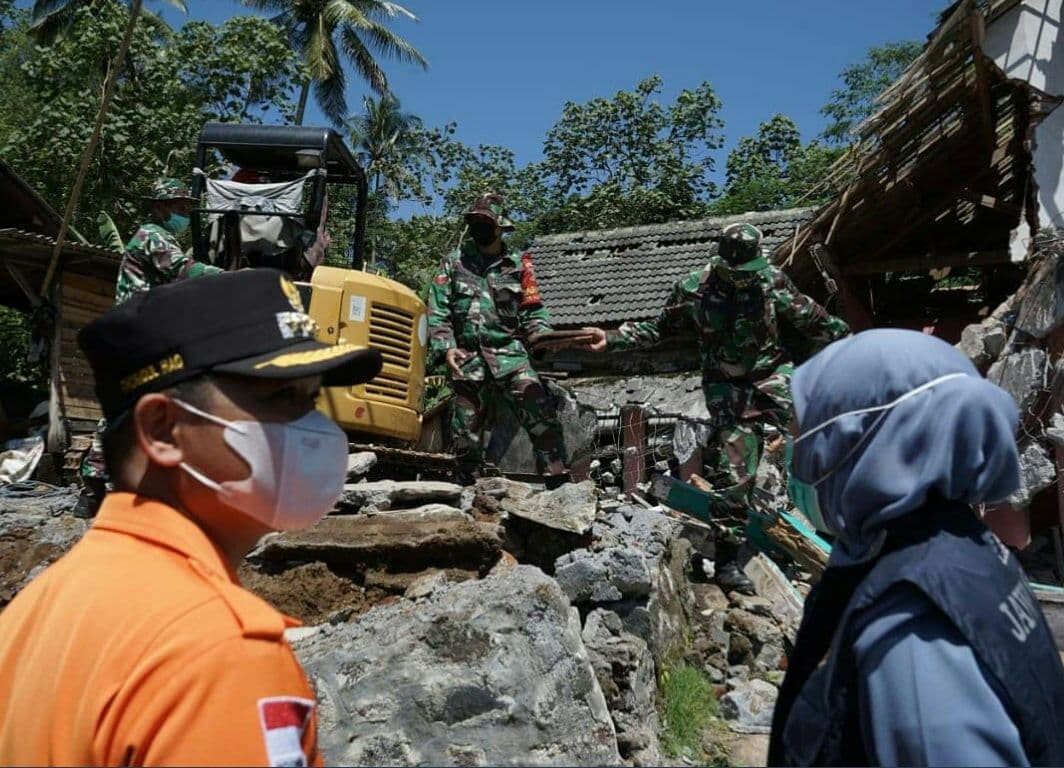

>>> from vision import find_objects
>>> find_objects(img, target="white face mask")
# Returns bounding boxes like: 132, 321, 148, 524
173, 399, 348, 531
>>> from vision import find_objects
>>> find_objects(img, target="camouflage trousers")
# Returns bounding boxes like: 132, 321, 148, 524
451, 367, 568, 477
80, 418, 109, 482
698, 365, 794, 535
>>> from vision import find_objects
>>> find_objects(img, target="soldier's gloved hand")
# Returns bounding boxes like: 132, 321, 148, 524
446, 348, 472, 376
584, 327, 608, 352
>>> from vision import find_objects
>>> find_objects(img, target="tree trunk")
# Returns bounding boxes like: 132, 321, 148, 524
295, 78, 311, 126
40, 0, 144, 298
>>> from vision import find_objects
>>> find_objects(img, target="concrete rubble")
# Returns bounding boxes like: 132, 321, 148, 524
0, 453, 805, 766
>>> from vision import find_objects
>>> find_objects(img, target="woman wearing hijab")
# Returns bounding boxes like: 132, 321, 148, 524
770, 328, 1064, 767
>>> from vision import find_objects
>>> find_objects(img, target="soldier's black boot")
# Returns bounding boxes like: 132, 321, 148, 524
73, 478, 106, 519
715, 541, 756, 595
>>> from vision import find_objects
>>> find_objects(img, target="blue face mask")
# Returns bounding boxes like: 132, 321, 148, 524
786, 437, 830, 534
164, 213, 190, 235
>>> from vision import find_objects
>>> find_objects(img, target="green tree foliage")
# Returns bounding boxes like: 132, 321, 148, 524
0, 1, 303, 237
242, 0, 427, 125
711, 114, 841, 214
820, 40, 922, 145
537, 75, 724, 231
29, 0, 186, 44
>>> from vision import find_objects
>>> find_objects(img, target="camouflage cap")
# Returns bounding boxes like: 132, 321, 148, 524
465, 193, 515, 231
718, 222, 767, 271
143, 177, 197, 202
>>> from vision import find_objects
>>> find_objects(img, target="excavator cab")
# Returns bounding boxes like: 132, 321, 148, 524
190, 123, 425, 443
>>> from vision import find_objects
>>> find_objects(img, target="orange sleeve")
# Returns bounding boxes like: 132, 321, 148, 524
104, 635, 321, 767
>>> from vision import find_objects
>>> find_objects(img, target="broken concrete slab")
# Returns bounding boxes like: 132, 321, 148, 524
346, 451, 378, 481
365, 567, 478, 594
582, 609, 662, 764
742, 552, 803, 638
554, 547, 653, 604
256, 516, 503, 574
1008, 440, 1057, 509
1015, 255, 1064, 339
337, 480, 464, 512
293, 565, 621, 766
363, 504, 470, 524
988, 347, 1047, 415
719, 678, 778, 734
499, 480, 598, 535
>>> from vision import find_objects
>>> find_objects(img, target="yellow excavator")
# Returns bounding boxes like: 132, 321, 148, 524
190, 123, 425, 443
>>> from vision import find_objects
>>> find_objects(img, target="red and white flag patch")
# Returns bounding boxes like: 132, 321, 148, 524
258, 696, 315, 767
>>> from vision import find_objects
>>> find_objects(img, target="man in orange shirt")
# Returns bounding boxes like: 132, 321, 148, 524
0, 269, 382, 766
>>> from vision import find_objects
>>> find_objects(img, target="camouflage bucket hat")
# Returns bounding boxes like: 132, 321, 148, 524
465, 193, 515, 231
718, 222, 767, 271
143, 177, 197, 202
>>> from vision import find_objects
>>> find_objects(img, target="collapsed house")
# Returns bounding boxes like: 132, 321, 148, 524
0, 160, 120, 475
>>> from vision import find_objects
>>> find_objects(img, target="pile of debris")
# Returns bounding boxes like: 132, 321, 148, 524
0, 451, 798, 766
956, 234, 1064, 577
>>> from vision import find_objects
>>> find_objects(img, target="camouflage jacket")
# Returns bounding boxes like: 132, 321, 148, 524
427, 242, 553, 380
607, 255, 849, 383
115, 223, 220, 305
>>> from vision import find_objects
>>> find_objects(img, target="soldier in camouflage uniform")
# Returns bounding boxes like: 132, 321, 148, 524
75, 178, 222, 518
428, 194, 570, 487
589, 222, 848, 592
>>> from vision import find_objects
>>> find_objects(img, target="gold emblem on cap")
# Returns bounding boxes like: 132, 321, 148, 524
280, 276, 304, 312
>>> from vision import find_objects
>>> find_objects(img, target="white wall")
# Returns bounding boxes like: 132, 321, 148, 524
984, 0, 1064, 258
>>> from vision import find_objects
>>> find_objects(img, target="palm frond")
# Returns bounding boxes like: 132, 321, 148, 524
361, 21, 427, 68
313, 62, 349, 125
339, 24, 388, 95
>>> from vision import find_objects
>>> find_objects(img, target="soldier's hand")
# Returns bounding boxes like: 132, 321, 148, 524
446, 348, 472, 375
584, 327, 608, 352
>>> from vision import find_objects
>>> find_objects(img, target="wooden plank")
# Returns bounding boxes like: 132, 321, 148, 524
842, 249, 1010, 275
620, 405, 647, 495
969, 9, 995, 154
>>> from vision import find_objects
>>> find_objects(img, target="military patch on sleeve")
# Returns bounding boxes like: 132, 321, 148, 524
434, 274, 449, 286
258, 696, 314, 767
520, 253, 543, 309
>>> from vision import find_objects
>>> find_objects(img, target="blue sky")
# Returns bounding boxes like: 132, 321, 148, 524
173, 1, 944, 208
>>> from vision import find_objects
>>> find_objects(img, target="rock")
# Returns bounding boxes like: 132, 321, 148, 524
500, 481, 597, 535
0, 486, 79, 518
742, 553, 803, 638
726, 609, 784, 647
403, 570, 452, 600
293, 565, 621, 766
988, 348, 1047, 416
730, 593, 774, 618
719, 679, 778, 733
346, 451, 378, 480
728, 633, 754, 666
729, 733, 770, 767
582, 609, 661, 762
1015, 255, 1064, 339
337, 480, 463, 512
1048, 412, 1064, 450
693, 582, 729, 614
554, 547, 652, 603
257, 516, 503, 574
957, 323, 993, 368
984, 324, 1007, 361
1008, 440, 1057, 508
364, 504, 470, 524
754, 641, 785, 673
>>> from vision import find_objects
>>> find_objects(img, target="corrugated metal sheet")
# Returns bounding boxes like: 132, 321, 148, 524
529, 208, 817, 328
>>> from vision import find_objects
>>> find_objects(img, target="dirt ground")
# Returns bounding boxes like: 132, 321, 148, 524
0, 529, 64, 609
239, 561, 389, 625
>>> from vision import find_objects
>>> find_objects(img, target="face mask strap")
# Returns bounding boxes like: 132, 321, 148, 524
179, 460, 223, 492
172, 398, 249, 435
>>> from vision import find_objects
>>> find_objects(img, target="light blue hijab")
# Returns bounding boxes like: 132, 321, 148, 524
791, 328, 1021, 566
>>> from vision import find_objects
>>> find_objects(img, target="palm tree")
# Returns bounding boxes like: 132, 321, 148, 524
346, 93, 422, 198
243, 0, 428, 126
